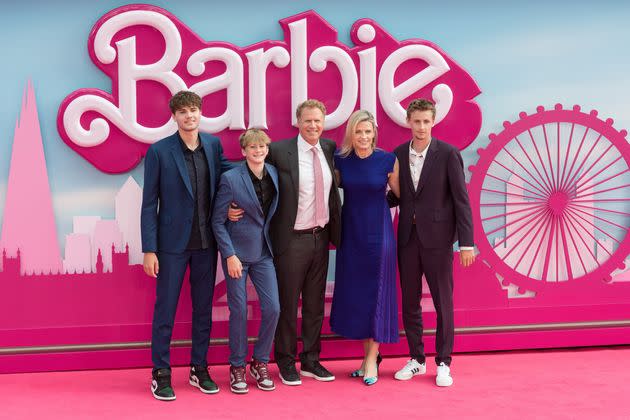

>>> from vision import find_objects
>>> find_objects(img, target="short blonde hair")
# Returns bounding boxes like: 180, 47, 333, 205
339, 110, 377, 157
239, 128, 271, 149
296, 99, 327, 120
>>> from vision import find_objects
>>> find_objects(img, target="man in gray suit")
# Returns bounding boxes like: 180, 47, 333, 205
212, 129, 280, 394
266, 99, 341, 385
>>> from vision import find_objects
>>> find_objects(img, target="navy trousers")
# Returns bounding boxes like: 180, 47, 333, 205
151, 248, 216, 370
224, 247, 280, 367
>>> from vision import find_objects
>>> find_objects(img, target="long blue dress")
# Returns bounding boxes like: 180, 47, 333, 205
330, 149, 398, 343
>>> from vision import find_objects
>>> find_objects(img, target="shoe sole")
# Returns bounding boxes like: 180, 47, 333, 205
189, 378, 220, 394
279, 372, 302, 386
151, 384, 176, 401
250, 370, 276, 391
300, 370, 335, 381
230, 386, 249, 394
436, 377, 453, 387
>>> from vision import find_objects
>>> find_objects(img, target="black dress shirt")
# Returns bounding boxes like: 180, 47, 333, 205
247, 165, 276, 220
179, 135, 211, 250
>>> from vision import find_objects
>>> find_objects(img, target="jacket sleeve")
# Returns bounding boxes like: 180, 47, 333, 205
211, 173, 236, 259
141, 146, 160, 253
447, 148, 474, 247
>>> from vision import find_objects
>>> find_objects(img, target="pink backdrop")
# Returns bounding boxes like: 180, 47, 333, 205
1, 6, 629, 374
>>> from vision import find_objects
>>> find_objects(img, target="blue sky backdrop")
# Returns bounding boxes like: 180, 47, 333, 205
1, 0, 629, 248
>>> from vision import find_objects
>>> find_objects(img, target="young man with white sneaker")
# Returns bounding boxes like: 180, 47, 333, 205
389, 99, 475, 387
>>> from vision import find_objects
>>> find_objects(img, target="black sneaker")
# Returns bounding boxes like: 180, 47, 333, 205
151, 368, 176, 401
189, 365, 219, 394
278, 363, 301, 386
300, 361, 335, 381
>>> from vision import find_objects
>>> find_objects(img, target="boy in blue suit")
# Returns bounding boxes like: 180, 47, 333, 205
141, 91, 234, 401
212, 129, 280, 394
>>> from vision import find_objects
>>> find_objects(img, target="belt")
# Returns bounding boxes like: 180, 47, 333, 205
293, 225, 326, 234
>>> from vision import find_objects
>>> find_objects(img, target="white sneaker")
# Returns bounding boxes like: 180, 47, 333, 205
394, 359, 426, 380
436, 362, 453, 387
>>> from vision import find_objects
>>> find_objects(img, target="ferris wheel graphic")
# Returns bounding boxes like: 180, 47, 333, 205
468, 105, 630, 293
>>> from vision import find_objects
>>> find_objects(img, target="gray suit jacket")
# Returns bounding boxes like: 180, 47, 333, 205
266, 137, 341, 256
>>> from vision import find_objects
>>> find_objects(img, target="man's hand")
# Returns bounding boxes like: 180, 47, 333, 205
459, 249, 475, 267
227, 255, 243, 279
143, 252, 159, 277
228, 202, 244, 222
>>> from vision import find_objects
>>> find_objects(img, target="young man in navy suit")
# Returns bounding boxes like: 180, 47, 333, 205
212, 129, 280, 394
141, 91, 234, 401
390, 99, 475, 387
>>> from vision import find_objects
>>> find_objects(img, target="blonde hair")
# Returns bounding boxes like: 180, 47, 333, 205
295, 99, 327, 120
239, 128, 271, 149
339, 110, 377, 157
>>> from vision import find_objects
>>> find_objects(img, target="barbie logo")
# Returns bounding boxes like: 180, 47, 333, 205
58, 5, 482, 173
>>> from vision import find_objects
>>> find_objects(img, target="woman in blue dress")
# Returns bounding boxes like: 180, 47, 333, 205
330, 110, 400, 385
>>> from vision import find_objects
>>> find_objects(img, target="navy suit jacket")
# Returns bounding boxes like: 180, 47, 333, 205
211, 162, 279, 262
141, 132, 234, 254
392, 138, 474, 249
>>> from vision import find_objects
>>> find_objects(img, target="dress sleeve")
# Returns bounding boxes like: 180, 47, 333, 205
384, 151, 396, 174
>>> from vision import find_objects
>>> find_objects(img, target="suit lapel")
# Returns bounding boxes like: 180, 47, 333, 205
400, 141, 416, 196
287, 138, 299, 199
239, 163, 264, 217
200, 135, 216, 199
415, 139, 439, 196
170, 136, 193, 198
266, 163, 279, 224
321, 140, 336, 184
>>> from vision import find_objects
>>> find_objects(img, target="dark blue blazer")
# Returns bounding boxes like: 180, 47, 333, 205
211, 162, 279, 262
392, 138, 474, 249
141, 132, 234, 254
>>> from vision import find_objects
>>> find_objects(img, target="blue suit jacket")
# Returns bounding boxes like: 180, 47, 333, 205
141, 132, 234, 254
211, 162, 279, 262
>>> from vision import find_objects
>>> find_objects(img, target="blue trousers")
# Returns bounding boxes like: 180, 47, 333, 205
151, 248, 216, 370
224, 250, 280, 367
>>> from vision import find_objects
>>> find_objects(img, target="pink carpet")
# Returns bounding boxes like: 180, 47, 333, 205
2, 347, 629, 419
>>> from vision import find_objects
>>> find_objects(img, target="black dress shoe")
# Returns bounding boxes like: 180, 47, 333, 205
278, 363, 301, 386
300, 361, 335, 381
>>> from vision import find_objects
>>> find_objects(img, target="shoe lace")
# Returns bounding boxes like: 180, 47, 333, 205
156, 373, 172, 388
232, 366, 246, 381
405, 359, 419, 370
254, 362, 270, 380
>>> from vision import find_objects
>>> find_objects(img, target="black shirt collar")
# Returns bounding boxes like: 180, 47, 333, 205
246, 163, 268, 180
178, 132, 203, 153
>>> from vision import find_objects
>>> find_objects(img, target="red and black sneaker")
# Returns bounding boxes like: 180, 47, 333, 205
250, 359, 275, 391
229, 365, 248, 394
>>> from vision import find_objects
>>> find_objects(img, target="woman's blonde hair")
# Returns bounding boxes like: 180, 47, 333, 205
339, 110, 377, 158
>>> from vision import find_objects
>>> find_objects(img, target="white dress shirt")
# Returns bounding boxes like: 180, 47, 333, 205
408, 140, 473, 251
294, 134, 333, 229
409, 140, 429, 190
